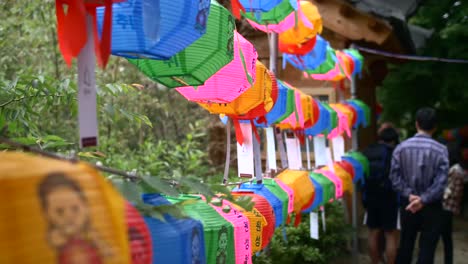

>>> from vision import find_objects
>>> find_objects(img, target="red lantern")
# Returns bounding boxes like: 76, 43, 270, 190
125, 203, 152, 264
232, 192, 275, 250
55, 0, 124, 67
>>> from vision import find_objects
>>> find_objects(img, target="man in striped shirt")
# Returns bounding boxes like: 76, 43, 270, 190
390, 107, 449, 264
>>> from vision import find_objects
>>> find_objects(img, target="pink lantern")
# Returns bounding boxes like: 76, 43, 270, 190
246, 6, 314, 34
327, 104, 351, 139
176, 31, 257, 103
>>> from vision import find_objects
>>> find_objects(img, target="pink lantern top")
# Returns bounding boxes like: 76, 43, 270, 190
315, 169, 343, 200
246, 6, 314, 34
202, 196, 252, 264
274, 178, 295, 214
176, 31, 258, 103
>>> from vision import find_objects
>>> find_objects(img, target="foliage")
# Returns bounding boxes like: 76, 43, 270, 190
378, 0, 468, 133
253, 201, 352, 264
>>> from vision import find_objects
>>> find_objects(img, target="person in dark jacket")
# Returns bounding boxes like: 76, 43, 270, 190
363, 125, 400, 264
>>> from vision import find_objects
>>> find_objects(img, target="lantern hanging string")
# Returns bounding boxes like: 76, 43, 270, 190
0, 133, 254, 187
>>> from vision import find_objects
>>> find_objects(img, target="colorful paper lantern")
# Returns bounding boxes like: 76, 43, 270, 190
301, 94, 315, 128
176, 31, 258, 103
247, 4, 314, 34
347, 99, 370, 127
315, 169, 343, 200
305, 100, 330, 136
277, 89, 305, 130
279, 36, 317, 55
283, 35, 330, 71
230, 204, 267, 254
240, 0, 283, 12
142, 194, 206, 264
242, 0, 298, 24
276, 170, 315, 214
256, 80, 295, 127
199, 61, 273, 116
97, 0, 210, 60
231, 192, 275, 250
125, 203, 152, 264
166, 195, 235, 264
307, 177, 323, 211
342, 156, 365, 184
344, 101, 365, 129
55, 0, 123, 67
321, 103, 338, 134
128, 0, 235, 88
278, 1, 322, 45
262, 178, 291, 223
304, 44, 337, 75
310, 172, 335, 205
344, 49, 364, 76
234, 183, 284, 227
344, 152, 370, 178
310, 50, 353, 81
204, 197, 252, 264
0, 152, 130, 263
330, 164, 353, 195
274, 178, 295, 214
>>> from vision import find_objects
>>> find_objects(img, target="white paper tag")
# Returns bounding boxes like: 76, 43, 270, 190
253, 129, 263, 182
285, 133, 301, 170
306, 136, 311, 170
397, 210, 401, 230
237, 123, 254, 178
363, 211, 368, 225
321, 206, 326, 232
331, 135, 345, 162
325, 147, 335, 173
275, 127, 288, 168
310, 212, 319, 239
313, 136, 327, 167
78, 15, 98, 148
265, 127, 277, 171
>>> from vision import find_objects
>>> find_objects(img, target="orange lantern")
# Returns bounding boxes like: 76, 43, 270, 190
278, 1, 322, 45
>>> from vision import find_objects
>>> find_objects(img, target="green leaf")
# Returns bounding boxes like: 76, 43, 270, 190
112, 179, 141, 203
141, 175, 180, 197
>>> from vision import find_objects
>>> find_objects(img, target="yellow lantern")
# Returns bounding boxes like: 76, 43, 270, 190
276, 170, 315, 214
279, 1, 323, 45
199, 61, 273, 115
0, 152, 130, 264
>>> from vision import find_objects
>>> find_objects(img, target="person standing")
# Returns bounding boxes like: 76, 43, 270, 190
390, 107, 449, 264
363, 126, 400, 264
441, 142, 466, 264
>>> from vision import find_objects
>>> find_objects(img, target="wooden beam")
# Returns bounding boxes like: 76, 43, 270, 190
309, 0, 393, 45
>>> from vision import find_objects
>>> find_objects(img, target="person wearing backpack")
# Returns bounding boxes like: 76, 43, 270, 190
390, 107, 449, 264
363, 125, 400, 264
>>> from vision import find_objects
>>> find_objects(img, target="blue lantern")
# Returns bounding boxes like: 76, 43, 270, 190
239, 0, 283, 12
97, 0, 211, 59
234, 183, 284, 227
142, 194, 207, 264
305, 99, 330, 136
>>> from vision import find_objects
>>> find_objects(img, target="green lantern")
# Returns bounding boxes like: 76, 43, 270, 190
166, 195, 235, 264
321, 103, 338, 134
263, 178, 290, 224
128, 0, 235, 88
242, 0, 296, 25
310, 172, 335, 205
344, 152, 370, 178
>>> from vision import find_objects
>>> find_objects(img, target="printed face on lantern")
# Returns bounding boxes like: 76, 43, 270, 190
39, 173, 90, 237
218, 226, 228, 251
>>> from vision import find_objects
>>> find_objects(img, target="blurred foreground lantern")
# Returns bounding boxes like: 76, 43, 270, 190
0, 152, 130, 263
176, 32, 258, 103
231, 192, 275, 250
128, 0, 235, 88
230, 204, 267, 254
240, 0, 283, 12
125, 203, 152, 264
166, 195, 235, 264
97, 0, 210, 60
142, 194, 206, 264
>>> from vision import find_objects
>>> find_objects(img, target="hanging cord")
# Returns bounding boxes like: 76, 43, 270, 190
223, 118, 232, 184
0, 136, 140, 181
